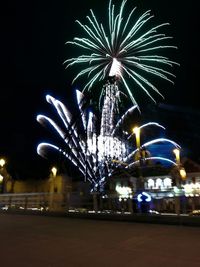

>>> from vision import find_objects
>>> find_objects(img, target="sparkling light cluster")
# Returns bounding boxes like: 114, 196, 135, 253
64, 0, 179, 109
37, 0, 180, 192
37, 88, 180, 191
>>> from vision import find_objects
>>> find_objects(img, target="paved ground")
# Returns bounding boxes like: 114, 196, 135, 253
0, 213, 200, 267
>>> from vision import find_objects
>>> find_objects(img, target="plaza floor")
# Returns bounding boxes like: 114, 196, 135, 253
0, 213, 200, 267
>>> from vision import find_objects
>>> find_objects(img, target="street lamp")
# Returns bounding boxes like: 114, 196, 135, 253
172, 148, 187, 215
179, 167, 186, 180
0, 174, 4, 194
173, 148, 180, 165
0, 158, 6, 168
133, 127, 140, 150
133, 126, 145, 206
133, 126, 142, 164
173, 148, 186, 180
51, 167, 57, 177
0, 159, 6, 194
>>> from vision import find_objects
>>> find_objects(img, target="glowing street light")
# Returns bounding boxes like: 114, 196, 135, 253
172, 147, 187, 215
133, 126, 145, 198
0, 158, 6, 168
133, 126, 143, 164
0, 159, 6, 194
0, 174, 4, 194
173, 148, 186, 180
133, 127, 140, 149
179, 167, 186, 180
173, 148, 180, 165
51, 167, 57, 177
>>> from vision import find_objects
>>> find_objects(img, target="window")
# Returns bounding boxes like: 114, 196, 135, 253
163, 177, 172, 188
148, 179, 154, 189
156, 178, 162, 189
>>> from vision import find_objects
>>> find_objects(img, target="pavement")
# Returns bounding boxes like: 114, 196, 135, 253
0, 213, 200, 267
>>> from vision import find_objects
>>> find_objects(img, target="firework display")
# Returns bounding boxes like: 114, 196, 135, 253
64, 0, 179, 109
37, 0, 180, 192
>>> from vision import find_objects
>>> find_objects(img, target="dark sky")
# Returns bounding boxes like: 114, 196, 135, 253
1, 0, 199, 179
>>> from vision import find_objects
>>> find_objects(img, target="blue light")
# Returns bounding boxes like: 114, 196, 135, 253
137, 192, 151, 202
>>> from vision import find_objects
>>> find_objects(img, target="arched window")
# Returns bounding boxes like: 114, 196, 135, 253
147, 179, 154, 189
156, 178, 163, 189
163, 177, 172, 188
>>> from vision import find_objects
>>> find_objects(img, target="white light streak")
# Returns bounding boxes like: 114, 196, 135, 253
65, 0, 179, 109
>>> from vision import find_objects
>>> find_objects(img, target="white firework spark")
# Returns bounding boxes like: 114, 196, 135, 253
64, 0, 179, 109
37, 0, 181, 192
37, 91, 180, 191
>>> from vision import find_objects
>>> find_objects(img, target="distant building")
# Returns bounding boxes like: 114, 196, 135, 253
104, 157, 200, 213
1, 156, 200, 214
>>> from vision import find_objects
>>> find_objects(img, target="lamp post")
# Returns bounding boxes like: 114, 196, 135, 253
133, 126, 142, 165
0, 174, 3, 193
173, 148, 186, 215
51, 167, 57, 193
173, 148, 180, 163
133, 127, 140, 151
49, 166, 58, 211
133, 126, 142, 169
133, 126, 143, 171
133, 126, 145, 213
179, 167, 186, 180
0, 158, 6, 168
0, 158, 6, 193
173, 148, 186, 183
51, 167, 57, 177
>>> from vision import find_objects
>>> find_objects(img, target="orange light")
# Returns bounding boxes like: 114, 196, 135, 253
179, 167, 186, 180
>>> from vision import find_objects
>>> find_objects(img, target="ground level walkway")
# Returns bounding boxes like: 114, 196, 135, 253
0, 213, 200, 267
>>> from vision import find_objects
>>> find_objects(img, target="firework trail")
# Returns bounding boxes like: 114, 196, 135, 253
37, 91, 180, 191
64, 0, 179, 109
37, 0, 180, 192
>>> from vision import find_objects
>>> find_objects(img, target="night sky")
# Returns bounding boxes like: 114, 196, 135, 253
1, 0, 199, 179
